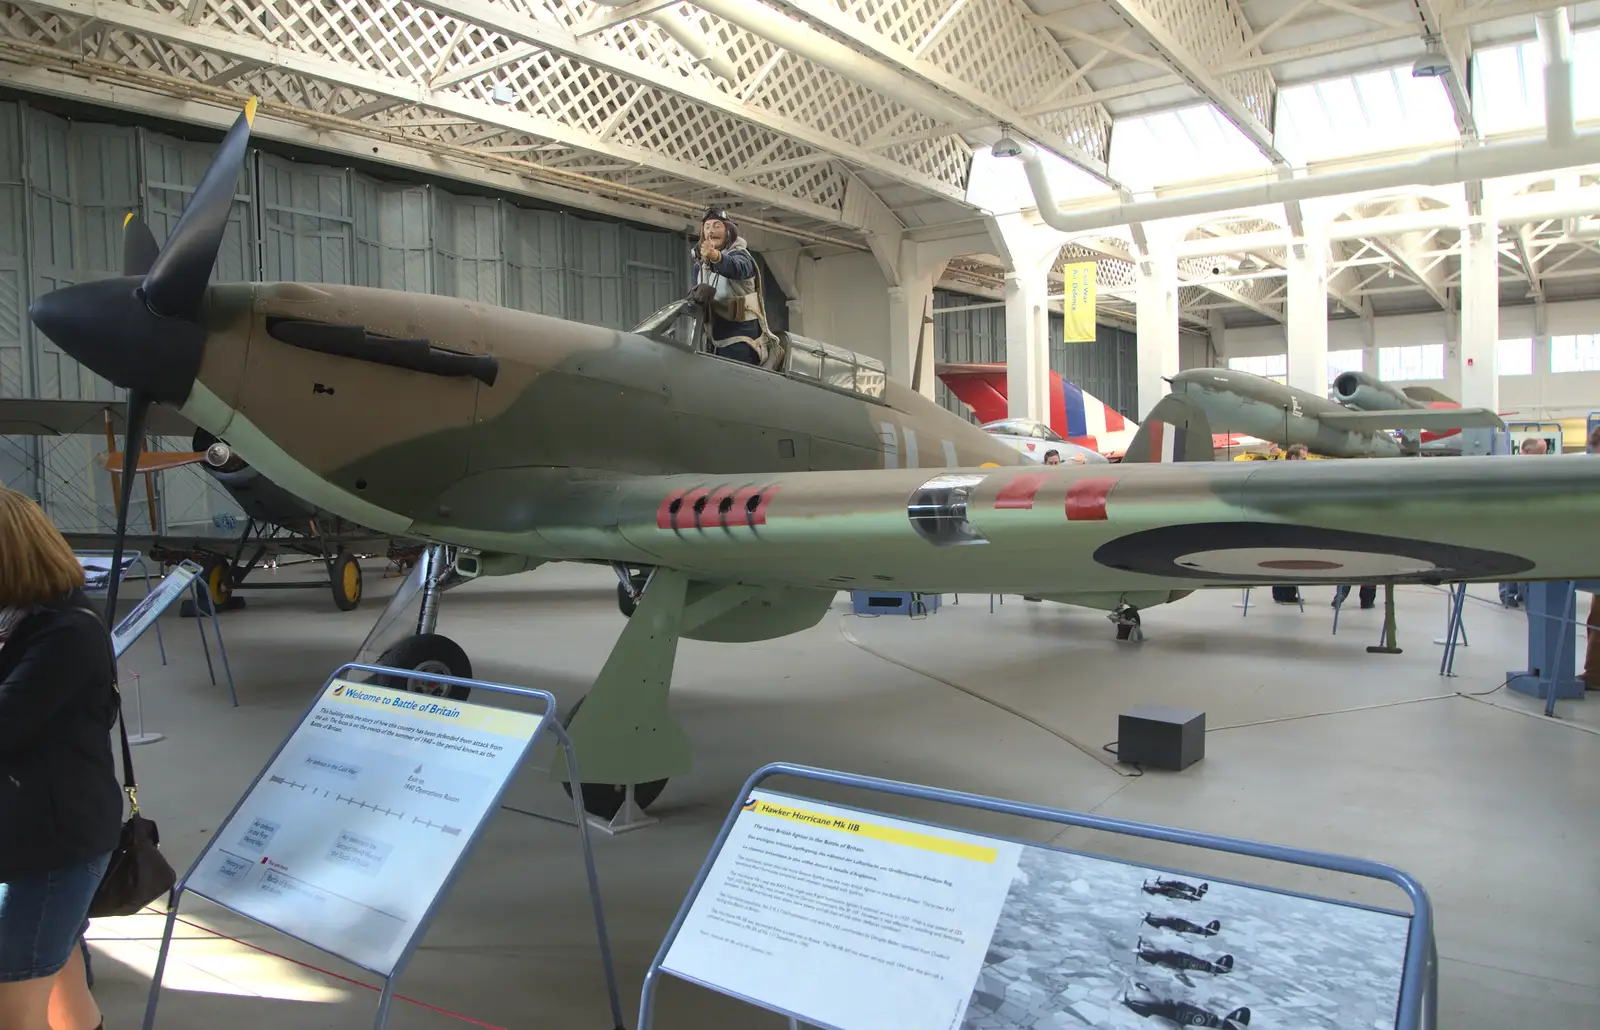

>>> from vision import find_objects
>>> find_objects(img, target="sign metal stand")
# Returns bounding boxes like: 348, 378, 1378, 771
641, 762, 1439, 1030
140, 662, 626, 1030
108, 560, 237, 707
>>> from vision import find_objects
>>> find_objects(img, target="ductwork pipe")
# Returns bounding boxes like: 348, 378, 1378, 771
1537, 7, 1575, 148
1008, 3, 1594, 235
589, 0, 739, 83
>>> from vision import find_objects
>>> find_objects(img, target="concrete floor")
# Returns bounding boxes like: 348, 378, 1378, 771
86, 561, 1600, 1030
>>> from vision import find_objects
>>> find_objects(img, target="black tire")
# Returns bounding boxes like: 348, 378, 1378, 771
331, 549, 363, 611
371, 634, 472, 700
558, 696, 668, 820
617, 582, 638, 618
201, 555, 233, 607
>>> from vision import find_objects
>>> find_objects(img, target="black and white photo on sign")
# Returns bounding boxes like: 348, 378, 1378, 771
960, 845, 1409, 1030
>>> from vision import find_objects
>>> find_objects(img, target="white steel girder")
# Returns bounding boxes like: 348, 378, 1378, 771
1413, 0, 1478, 138
1096, 0, 1282, 163
7, 0, 975, 231
732, 0, 1118, 184
1366, 229, 1454, 310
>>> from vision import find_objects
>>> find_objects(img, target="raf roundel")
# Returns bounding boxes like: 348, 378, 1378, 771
1092, 523, 1537, 583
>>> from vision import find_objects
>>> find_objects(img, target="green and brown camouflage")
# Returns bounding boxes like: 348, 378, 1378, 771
25, 100, 1600, 807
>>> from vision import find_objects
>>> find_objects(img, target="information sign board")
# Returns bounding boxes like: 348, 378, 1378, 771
660, 789, 1411, 1030
185, 678, 544, 975
112, 565, 199, 658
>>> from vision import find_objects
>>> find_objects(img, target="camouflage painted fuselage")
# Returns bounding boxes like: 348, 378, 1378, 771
168, 283, 1600, 604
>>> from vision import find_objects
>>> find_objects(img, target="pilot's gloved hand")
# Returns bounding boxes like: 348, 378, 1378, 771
687, 283, 715, 305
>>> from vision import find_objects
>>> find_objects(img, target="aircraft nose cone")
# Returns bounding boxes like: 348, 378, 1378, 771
28, 277, 206, 407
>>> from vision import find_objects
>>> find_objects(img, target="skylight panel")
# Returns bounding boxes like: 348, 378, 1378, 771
1109, 104, 1272, 192
1276, 67, 1458, 164
964, 143, 1113, 215
1474, 29, 1600, 137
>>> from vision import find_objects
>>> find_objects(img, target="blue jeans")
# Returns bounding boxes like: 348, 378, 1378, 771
0, 852, 112, 982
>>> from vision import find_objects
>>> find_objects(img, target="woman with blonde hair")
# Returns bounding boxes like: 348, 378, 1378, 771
0, 487, 119, 1030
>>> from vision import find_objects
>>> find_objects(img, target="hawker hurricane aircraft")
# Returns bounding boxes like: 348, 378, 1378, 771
28, 102, 1600, 821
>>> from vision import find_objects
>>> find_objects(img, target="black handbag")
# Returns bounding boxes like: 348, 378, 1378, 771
78, 607, 177, 918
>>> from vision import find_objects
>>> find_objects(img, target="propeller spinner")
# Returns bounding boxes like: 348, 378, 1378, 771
28, 98, 258, 624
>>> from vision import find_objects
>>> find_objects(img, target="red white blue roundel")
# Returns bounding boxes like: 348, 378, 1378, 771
1093, 523, 1534, 583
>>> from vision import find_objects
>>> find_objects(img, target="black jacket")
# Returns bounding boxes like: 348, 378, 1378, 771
0, 589, 123, 880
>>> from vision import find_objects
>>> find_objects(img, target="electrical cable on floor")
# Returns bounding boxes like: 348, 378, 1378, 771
1099, 741, 1143, 777
126, 905, 507, 1029
499, 802, 580, 828
838, 618, 1139, 777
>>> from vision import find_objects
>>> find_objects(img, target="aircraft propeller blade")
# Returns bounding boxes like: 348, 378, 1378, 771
121, 213, 160, 278
102, 391, 150, 627
140, 98, 256, 319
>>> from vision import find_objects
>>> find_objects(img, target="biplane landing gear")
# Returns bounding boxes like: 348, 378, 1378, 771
1110, 604, 1143, 642
179, 555, 246, 617
330, 548, 363, 611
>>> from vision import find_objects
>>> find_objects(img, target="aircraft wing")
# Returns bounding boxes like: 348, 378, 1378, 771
1319, 407, 1506, 432
0, 398, 196, 438
471, 450, 1600, 596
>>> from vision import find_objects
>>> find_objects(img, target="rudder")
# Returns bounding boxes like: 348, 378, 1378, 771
1122, 393, 1214, 463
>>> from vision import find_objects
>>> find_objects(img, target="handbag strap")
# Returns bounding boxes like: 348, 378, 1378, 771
73, 605, 139, 814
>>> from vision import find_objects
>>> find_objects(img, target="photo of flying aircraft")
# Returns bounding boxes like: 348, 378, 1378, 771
1143, 914, 1223, 937
1166, 366, 1507, 459
27, 100, 1600, 821
1142, 877, 1209, 901
1122, 983, 1251, 1028
1134, 937, 1234, 987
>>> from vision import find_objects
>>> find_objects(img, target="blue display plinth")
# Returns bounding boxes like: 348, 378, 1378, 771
850, 590, 940, 616
1507, 580, 1599, 707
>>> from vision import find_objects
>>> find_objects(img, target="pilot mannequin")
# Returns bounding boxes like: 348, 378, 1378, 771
687, 207, 777, 366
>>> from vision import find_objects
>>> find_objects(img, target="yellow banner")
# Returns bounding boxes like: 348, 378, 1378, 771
746, 798, 998, 863
1061, 261, 1097, 343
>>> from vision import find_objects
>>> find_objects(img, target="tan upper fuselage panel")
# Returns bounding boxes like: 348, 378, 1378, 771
191, 283, 1025, 530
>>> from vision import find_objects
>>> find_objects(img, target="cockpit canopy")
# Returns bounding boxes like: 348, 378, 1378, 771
631, 299, 886, 404
980, 418, 1064, 442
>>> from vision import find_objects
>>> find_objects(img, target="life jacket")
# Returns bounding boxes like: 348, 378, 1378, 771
696, 238, 774, 362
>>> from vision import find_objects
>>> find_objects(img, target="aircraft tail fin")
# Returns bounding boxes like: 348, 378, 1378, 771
1206, 919, 1222, 932
1215, 954, 1235, 972
1121, 393, 1214, 463
1226, 1006, 1252, 1026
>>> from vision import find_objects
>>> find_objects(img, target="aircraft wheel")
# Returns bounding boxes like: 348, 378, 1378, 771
1114, 608, 1142, 642
201, 555, 233, 608
331, 549, 363, 611
558, 696, 668, 820
370, 634, 472, 700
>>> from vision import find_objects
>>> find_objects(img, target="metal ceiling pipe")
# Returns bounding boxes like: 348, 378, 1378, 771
1537, 7, 1575, 148
588, 0, 739, 83
1006, 5, 1594, 235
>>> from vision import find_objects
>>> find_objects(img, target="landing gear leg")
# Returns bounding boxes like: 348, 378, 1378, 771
366, 545, 474, 699
1110, 604, 1143, 642
557, 569, 706, 830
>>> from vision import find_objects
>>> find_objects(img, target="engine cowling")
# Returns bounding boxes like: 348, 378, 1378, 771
1331, 371, 1419, 412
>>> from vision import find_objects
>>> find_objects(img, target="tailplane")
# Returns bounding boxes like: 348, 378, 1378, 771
1122, 394, 1214, 463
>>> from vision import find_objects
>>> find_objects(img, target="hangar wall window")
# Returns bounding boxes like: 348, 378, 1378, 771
1497, 339, 1534, 377
1551, 335, 1600, 374
1379, 344, 1444, 382
1226, 354, 1286, 383
1326, 349, 1363, 387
